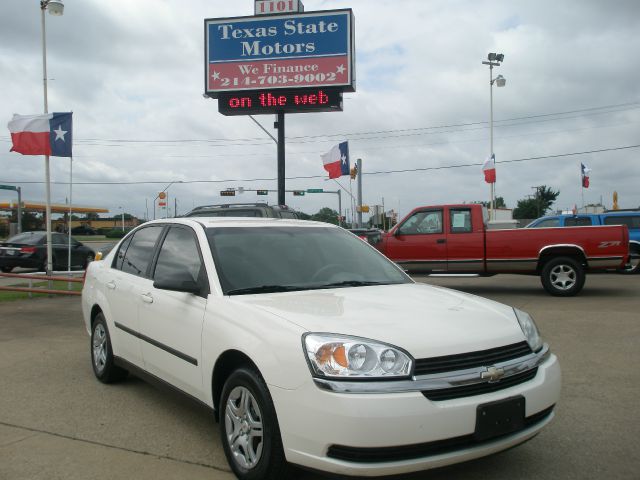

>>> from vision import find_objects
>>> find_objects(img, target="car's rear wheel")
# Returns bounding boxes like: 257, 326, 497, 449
220, 367, 288, 480
91, 313, 128, 383
540, 256, 585, 296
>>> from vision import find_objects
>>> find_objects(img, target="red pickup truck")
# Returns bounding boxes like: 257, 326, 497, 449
375, 204, 629, 296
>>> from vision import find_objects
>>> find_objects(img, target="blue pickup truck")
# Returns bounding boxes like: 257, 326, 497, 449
526, 211, 640, 273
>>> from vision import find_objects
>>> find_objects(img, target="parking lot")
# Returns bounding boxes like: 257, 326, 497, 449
1, 273, 639, 480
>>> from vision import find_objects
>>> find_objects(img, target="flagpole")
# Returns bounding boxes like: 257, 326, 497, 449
41, 4, 53, 277
581, 164, 585, 209
68, 156, 72, 275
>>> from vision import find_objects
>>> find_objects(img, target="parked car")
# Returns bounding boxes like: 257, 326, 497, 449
183, 202, 303, 219
374, 204, 629, 296
526, 211, 640, 274
0, 231, 95, 272
82, 217, 560, 479
71, 225, 98, 236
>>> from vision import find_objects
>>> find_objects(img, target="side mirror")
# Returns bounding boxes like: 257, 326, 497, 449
154, 271, 201, 295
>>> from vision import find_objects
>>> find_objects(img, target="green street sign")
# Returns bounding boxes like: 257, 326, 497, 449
257, 190, 269, 195
0, 184, 17, 191
306, 188, 324, 193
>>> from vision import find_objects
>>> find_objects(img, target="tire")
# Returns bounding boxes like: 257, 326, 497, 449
91, 313, 128, 383
1, 266, 13, 273
220, 368, 289, 480
540, 256, 585, 296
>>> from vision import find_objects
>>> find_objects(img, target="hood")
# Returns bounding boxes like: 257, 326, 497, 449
233, 283, 527, 359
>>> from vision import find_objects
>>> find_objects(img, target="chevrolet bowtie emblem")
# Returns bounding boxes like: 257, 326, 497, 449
481, 366, 505, 383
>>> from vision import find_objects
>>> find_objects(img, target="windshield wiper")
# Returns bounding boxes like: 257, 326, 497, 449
315, 280, 390, 289
226, 285, 307, 295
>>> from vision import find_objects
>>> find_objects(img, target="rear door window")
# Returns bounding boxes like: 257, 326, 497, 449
449, 209, 473, 233
603, 216, 640, 230
565, 217, 593, 227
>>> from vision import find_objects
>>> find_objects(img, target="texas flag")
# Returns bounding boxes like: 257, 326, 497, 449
7, 112, 73, 157
482, 153, 496, 183
321, 141, 350, 179
581, 163, 591, 188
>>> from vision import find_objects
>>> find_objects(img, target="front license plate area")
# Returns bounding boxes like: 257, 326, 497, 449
475, 395, 525, 441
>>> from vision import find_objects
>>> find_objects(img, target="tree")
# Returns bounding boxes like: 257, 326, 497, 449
513, 186, 560, 219
9, 211, 43, 231
310, 207, 340, 225
84, 212, 100, 221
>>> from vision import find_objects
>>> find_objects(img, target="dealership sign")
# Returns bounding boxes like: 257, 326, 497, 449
205, 9, 355, 99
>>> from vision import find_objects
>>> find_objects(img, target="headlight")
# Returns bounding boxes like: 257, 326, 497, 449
514, 308, 543, 352
303, 333, 413, 379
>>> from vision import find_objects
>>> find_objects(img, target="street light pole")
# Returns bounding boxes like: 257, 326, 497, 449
482, 53, 506, 222
40, 0, 64, 275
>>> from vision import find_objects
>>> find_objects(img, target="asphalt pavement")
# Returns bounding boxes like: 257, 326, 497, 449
1, 273, 639, 480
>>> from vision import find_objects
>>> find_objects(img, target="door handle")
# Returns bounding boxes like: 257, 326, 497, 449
436, 239, 446, 244
106, 281, 116, 290
140, 293, 154, 304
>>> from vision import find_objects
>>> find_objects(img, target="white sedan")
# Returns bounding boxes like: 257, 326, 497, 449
82, 217, 561, 479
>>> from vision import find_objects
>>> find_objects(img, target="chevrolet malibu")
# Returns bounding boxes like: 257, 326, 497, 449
81, 218, 561, 479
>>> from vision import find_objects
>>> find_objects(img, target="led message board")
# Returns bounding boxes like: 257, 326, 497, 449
205, 9, 354, 97
217, 87, 342, 116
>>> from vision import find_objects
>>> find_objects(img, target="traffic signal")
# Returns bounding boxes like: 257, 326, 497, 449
293, 190, 305, 196
350, 165, 358, 179
220, 190, 236, 197
257, 190, 269, 195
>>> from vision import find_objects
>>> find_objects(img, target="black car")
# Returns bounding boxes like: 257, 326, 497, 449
71, 225, 98, 235
0, 231, 95, 272
184, 203, 303, 219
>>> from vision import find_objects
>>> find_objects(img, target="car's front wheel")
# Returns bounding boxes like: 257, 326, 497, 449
220, 368, 288, 480
0, 266, 12, 273
91, 313, 128, 383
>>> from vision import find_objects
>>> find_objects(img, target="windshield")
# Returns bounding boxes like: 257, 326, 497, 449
206, 226, 411, 295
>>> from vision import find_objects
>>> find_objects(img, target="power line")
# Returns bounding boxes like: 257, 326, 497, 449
1, 100, 638, 148
4, 144, 638, 186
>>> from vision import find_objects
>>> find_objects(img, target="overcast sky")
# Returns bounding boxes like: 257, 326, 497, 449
1, 0, 639, 222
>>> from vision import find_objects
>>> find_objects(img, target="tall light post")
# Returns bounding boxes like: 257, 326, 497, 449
40, 0, 64, 274
482, 52, 506, 221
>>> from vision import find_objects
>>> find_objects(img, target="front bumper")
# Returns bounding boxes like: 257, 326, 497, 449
270, 353, 561, 477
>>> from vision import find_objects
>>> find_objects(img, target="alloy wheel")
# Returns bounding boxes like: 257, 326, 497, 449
550, 264, 576, 290
92, 323, 107, 374
224, 386, 264, 469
